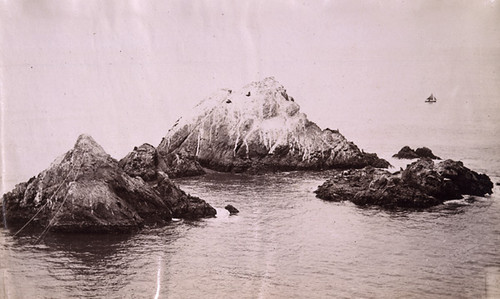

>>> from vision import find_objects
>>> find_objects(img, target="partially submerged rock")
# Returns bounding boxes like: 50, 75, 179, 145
315, 158, 493, 209
392, 146, 420, 159
415, 147, 440, 159
224, 204, 239, 215
1, 135, 215, 233
156, 77, 389, 176
393, 146, 440, 159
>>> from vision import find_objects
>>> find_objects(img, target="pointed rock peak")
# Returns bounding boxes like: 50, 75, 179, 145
244, 76, 284, 91
260, 76, 279, 84
73, 134, 107, 157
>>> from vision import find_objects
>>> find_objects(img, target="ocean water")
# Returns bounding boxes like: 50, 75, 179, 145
1, 99, 500, 298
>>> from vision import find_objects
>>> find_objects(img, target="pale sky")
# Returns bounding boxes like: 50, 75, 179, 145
1, 0, 499, 191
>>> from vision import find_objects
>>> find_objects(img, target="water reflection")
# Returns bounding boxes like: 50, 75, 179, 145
1, 224, 187, 298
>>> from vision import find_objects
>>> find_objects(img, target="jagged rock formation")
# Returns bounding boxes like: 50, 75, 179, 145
393, 146, 441, 159
1, 135, 215, 233
315, 158, 493, 209
155, 77, 389, 175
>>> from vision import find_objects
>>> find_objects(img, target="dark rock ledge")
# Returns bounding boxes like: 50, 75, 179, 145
1, 134, 216, 234
315, 158, 493, 209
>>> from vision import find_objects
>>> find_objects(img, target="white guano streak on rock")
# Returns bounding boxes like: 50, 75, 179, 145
168, 96, 226, 153
196, 128, 202, 157
233, 131, 240, 157
244, 139, 249, 158
231, 107, 248, 157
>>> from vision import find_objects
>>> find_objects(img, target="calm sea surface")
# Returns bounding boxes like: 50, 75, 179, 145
1, 99, 500, 298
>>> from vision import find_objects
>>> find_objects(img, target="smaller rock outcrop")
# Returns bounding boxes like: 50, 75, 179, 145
315, 158, 493, 209
224, 204, 239, 215
1, 134, 216, 234
118, 144, 215, 219
120, 143, 205, 179
414, 147, 440, 159
393, 146, 440, 159
119, 144, 159, 181
392, 146, 419, 159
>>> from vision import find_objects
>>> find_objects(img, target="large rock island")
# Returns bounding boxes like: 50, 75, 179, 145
315, 158, 493, 209
154, 77, 389, 176
1, 135, 216, 233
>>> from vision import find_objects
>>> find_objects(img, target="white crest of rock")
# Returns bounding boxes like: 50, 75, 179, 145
162, 77, 342, 160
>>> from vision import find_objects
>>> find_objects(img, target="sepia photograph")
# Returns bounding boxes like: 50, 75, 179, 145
1, 1, 499, 298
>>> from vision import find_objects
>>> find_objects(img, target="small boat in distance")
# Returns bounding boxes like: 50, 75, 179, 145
425, 93, 437, 103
